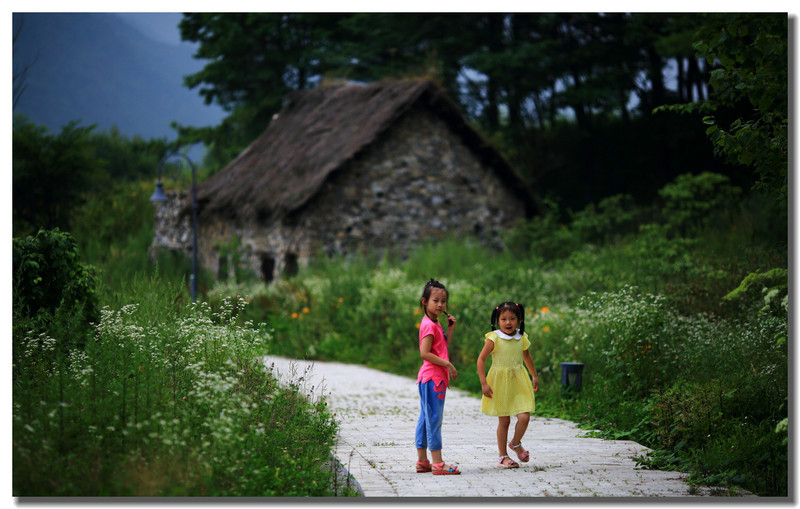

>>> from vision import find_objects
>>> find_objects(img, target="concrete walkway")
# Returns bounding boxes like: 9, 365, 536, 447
264, 356, 752, 498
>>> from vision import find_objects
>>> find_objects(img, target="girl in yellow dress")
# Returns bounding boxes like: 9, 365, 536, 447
477, 302, 539, 468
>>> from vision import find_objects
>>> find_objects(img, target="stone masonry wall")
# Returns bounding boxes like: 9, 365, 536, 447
290, 106, 527, 260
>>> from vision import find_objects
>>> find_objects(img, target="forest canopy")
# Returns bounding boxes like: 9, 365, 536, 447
174, 12, 786, 213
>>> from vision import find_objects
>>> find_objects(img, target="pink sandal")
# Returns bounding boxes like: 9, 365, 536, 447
432, 461, 461, 475
416, 460, 432, 473
497, 455, 519, 469
509, 441, 530, 462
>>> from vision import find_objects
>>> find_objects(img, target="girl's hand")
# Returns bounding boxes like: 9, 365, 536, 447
532, 376, 539, 392
446, 314, 456, 327
448, 362, 459, 380
481, 382, 493, 398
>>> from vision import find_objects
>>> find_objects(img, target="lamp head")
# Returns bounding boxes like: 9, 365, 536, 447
149, 181, 168, 202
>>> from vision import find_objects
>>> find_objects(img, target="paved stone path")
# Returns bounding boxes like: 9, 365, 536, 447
264, 356, 753, 498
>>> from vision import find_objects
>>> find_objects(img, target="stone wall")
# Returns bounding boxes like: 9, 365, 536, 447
151, 105, 528, 282
292, 106, 526, 259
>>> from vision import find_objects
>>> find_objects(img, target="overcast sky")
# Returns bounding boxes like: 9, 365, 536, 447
115, 12, 186, 45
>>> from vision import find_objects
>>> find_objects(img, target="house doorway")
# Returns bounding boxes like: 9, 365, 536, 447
260, 253, 276, 283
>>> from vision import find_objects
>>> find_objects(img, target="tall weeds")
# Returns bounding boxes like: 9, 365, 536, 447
12, 273, 350, 496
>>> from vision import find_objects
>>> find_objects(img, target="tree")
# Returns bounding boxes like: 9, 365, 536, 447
175, 13, 348, 166
175, 13, 732, 209
13, 14, 36, 110
12, 116, 102, 236
657, 14, 788, 201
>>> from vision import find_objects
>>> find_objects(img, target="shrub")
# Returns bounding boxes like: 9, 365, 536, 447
13, 228, 99, 349
657, 172, 741, 236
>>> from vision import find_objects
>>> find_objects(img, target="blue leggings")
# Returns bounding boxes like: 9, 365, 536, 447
415, 380, 447, 451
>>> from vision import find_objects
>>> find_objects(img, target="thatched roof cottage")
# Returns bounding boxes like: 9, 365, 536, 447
152, 79, 538, 282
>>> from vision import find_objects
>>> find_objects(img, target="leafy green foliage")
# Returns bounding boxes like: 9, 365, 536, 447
656, 13, 787, 202
658, 172, 741, 235
12, 116, 102, 236
696, 14, 788, 199
722, 267, 787, 316
13, 228, 99, 348
12, 115, 171, 237
88, 126, 171, 183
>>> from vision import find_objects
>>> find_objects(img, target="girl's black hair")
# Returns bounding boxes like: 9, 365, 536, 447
490, 301, 525, 334
420, 278, 449, 320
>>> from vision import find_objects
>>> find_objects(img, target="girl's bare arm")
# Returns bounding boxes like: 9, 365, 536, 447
420, 334, 458, 379
523, 350, 539, 392
476, 340, 494, 398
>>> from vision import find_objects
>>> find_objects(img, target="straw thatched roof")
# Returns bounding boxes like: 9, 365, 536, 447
194, 78, 536, 223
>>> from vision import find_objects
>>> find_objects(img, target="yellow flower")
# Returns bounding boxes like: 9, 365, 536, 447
413, 309, 421, 315
302, 307, 310, 314
291, 312, 299, 319
415, 322, 421, 329
541, 307, 550, 313
338, 297, 344, 303
542, 325, 550, 332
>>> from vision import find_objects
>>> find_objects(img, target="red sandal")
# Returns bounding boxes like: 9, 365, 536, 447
432, 461, 461, 475
497, 455, 519, 469
508, 441, 530, 463
415, 460, 432, 473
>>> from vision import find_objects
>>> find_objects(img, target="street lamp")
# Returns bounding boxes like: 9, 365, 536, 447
150, 151, 199, 301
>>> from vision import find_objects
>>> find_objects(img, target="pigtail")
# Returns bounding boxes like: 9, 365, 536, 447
490, 306, 500, 331
517, 303, 525, 335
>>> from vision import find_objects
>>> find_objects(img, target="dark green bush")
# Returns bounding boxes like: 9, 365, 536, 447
13, 228, 99, 348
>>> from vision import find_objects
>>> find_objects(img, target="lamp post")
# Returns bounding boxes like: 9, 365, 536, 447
150, 151, 199, 301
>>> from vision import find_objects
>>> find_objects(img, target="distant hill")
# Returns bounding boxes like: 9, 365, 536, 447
12, 13, 226, 141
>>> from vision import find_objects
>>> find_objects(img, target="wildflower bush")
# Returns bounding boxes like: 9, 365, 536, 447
12, 273, 351, 496
209, 172, 787, 496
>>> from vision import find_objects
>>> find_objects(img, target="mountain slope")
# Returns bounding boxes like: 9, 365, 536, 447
13, 12, 226, 140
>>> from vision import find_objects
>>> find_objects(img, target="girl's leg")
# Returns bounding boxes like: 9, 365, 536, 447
496, 416, 518, 467
417, 381, 447, 463
415, 384, 429, 463
426, 381, 446, 462
509, 412, 531, 462
511, 412, 530, 446
417, 449, 429, 463
497, 416, 511, 456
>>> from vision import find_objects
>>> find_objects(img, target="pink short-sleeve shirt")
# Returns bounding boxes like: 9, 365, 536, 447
417, 315, 450, 387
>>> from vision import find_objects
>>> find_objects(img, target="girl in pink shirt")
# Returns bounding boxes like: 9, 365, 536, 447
414, 278, 460, 475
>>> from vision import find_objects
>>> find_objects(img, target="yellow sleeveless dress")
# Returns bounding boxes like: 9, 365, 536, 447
480, 330, 536, 417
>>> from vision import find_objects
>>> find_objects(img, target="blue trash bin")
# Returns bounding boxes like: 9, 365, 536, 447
560, 362, 584, 395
